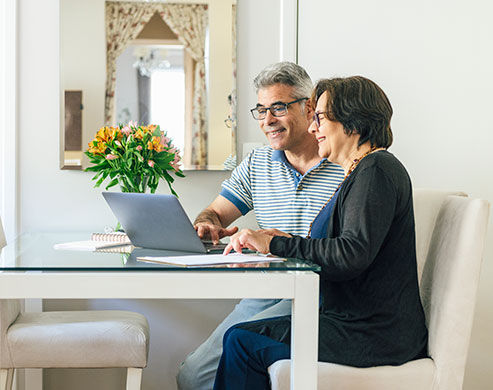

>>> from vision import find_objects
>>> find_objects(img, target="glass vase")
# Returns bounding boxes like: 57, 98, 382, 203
118, 175, 149, 193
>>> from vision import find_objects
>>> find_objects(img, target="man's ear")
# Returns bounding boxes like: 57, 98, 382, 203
305, 99, 314, 120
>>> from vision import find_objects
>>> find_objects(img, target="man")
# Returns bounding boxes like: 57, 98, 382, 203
177, 62, 345, 390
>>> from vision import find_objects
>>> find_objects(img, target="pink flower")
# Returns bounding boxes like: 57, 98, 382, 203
160, 134, 170, 148
136, 145, 143, 151
170, 149, 181, 171
171, 161, 181, 171
128, 120, 138, 128
106, 154, 119, 160
148, 160, 155, 168
161, 133, 171, 146
121, 126, 132, 136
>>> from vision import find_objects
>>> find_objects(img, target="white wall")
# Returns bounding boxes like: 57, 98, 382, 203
0, 0, 18, 242
298, 0, 493, 388
17, 0, 286, 389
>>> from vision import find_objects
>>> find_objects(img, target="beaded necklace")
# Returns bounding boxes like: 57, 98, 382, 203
306, 146, 384, 238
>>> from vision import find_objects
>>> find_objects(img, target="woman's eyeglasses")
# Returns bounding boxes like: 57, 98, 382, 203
312, 111, 329, 127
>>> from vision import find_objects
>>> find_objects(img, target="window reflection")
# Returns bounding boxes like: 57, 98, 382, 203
115, 44, 186, 155
150, 56, 185, 154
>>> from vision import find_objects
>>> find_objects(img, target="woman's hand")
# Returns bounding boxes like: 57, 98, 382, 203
223, 229, 274, 255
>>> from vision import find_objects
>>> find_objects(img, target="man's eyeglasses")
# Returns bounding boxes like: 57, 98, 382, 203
312, 111, 329, 128
250, 97, 308, 120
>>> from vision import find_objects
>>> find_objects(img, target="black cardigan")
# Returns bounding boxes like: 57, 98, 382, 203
238, 151, 428, 367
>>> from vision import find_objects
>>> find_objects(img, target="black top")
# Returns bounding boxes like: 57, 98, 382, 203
238, 151, 428, 367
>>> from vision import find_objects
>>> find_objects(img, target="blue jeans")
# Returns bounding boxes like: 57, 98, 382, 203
213, 326, 290, 390
176, 299, 292, 390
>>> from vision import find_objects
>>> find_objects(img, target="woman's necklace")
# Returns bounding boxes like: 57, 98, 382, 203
306, 146, 384, 238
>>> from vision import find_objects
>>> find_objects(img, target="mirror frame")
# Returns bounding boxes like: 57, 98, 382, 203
59, 0, 237, 171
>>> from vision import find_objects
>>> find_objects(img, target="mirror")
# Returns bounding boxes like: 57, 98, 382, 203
60, 0, 237, 171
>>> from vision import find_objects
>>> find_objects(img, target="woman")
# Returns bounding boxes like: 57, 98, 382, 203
213, 76, 428, 390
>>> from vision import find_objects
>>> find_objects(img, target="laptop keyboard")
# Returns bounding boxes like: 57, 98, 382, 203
202, 241, 228, 252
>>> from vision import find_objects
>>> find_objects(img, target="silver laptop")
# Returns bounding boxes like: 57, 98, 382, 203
102, 192, 226, 253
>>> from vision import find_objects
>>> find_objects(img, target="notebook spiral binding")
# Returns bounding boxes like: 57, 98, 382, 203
91, 232, 131, 243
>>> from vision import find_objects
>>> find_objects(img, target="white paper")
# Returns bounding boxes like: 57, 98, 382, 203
53, 240, 130, 251
137, 253, 285, 267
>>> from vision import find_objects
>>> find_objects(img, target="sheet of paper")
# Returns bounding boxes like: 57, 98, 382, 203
53, 240, 130, 251
136, 253, 285, 267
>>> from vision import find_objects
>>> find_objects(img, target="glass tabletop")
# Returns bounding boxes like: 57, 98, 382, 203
0, 232, 321, 272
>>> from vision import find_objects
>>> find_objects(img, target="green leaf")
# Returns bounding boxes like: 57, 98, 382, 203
95, 175, 107, 187
105, 178, 119, 190
162, 170, 175, 184
165, 179, 178, 197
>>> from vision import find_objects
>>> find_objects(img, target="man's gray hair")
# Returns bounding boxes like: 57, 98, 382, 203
253, 62, 313, 99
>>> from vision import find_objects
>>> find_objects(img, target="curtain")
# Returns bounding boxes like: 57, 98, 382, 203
105, 1, 209, 166
157, 4, 208, 166
104, 2, 156, 123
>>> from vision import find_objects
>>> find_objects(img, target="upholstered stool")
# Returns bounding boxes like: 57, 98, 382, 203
0, 301, 149, 390
0, 218, 150, 390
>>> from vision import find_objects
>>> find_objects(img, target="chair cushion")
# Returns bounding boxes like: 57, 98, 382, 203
6, 310, 149, 368
268, 358, 436, 390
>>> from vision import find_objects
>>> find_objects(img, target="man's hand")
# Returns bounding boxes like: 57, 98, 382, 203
195, 222, 239, 244
223, 229, 274, 255
194, 196, 242, 244
257, 228, 292, 238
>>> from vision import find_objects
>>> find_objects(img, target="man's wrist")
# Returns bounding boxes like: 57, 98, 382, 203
194, 209, 222, 226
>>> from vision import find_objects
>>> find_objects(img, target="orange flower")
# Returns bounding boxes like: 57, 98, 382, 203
114, 127, 124, 141
147, 136, 164, 152
87, 140, 107, 155
142, 125, 157, 135
134, 128, 145, 140
95, 127, 107, 142
95, 126, 121, 143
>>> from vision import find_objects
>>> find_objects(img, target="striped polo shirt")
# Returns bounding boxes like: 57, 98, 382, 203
220, 146, 345, 236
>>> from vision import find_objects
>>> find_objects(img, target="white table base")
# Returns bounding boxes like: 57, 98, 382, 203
0, 271, 319, 390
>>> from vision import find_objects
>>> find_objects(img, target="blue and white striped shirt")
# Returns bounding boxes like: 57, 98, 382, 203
220, 146, 345, 236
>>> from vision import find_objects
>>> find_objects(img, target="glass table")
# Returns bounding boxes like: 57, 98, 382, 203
0, 232, 320, 390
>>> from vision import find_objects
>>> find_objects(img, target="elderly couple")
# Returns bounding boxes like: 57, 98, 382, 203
177, 62, 428, 390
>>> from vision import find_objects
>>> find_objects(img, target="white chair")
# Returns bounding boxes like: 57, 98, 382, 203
0, 218, 150, 390
268, 189, 490, 390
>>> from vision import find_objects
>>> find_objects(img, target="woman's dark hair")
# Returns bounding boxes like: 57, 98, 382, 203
311, 76, 393, 148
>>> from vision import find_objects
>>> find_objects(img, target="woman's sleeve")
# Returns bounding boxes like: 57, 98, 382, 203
269, 166, 398, 281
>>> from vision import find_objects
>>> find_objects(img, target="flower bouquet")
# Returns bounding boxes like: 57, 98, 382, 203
85, 122, 184, 195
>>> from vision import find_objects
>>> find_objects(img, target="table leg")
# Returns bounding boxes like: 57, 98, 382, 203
290, 272, 319, 390
24, 296, 43, 390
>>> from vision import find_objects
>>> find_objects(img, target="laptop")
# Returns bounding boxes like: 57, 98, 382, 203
102, 192, 227, 253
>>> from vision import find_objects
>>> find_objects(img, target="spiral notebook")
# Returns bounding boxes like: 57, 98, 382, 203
54, 240, 131, 251
54, 232, 132, 252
